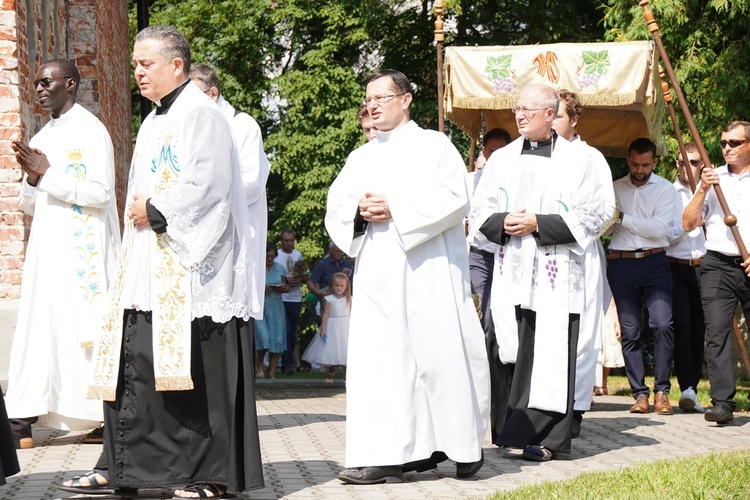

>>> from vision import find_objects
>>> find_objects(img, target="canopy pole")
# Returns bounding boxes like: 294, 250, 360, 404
643, 0, 750, 381
434, 0, 445, 133
640, 0, 747, 260
659, 67, 695, 192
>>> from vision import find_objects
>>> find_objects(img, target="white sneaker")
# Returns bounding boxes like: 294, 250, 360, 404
678, 387, 705, 413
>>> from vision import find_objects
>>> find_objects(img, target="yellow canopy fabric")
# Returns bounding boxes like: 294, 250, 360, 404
444, 41, 666, 158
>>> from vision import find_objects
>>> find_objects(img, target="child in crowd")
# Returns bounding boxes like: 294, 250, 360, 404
302, 272, 351, 383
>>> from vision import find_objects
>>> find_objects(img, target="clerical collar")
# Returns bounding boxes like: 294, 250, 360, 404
522, 132, 556, 157
155, 79, 190, 115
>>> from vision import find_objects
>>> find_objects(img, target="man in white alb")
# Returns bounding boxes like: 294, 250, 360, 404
6, 59, 120, 449
327, 69, 489, 485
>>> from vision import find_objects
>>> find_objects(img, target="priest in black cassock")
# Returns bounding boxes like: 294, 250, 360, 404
59, 25, 263, 499
469, 83, 607, 462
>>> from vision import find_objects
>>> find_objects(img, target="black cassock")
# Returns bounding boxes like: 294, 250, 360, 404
0, 391, 20, 485
95, 310, 263, 493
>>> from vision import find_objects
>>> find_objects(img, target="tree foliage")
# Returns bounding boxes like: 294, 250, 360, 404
603, 0, 750, 166
130, 0, 750, 259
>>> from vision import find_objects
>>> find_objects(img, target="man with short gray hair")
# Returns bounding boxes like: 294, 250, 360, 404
59, 26, 263, 498
683, 120, 750, 425
470, 83, 607, 461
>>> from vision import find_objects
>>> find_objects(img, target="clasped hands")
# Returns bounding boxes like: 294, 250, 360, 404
504, 209, 538, 236
359, 192, 391, 222
12, 140, 50, 187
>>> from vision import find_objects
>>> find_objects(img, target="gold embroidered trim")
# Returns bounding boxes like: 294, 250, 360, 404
155, 376, 195, 392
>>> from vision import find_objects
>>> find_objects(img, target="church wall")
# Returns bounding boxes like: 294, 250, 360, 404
0, 0, 130, 299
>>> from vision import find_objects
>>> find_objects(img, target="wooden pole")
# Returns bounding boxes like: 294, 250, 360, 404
642, 0, 750, 381
435, 0, 445, 133
640, 0, 748, 261
659, 68, 695, 192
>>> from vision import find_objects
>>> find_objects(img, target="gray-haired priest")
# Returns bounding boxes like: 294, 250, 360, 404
58, 25, 263, 499
469, 83, 607, 462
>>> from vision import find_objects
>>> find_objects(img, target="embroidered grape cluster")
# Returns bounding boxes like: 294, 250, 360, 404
545, 250, 558, 289
497, 246, 505, 273
578, 73, 602, 89
494, 77, 517, 93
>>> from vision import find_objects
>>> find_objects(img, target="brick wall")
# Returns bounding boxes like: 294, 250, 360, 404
0, 0, 130, 299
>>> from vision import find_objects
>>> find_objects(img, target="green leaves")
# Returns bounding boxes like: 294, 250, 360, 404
485, 55, 513, 81
581, 51, 610, 75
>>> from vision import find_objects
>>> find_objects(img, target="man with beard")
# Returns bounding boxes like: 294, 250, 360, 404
607, 138, 676, 416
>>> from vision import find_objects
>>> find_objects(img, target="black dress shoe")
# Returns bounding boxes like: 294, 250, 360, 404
521, 445, 557, 462
337, 466, 403, 485
403, 451, 448, 473
456, 451, 484, 479
704, 405, 734, 424
571, 418, 581, 438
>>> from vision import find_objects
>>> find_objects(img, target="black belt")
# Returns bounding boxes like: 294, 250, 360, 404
707, 250, 745, 266
469, 246, 493, 258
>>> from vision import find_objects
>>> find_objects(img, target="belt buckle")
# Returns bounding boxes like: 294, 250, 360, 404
634, 251, 645, 259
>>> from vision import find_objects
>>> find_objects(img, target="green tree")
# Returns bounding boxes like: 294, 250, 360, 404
603, 0, 750, 167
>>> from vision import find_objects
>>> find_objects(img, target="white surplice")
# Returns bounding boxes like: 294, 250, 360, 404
89, 83, 254, 399
218, 96, 269, 320
326, 121, 490, 467
6, 104, 120, 428
569, 139, 616, 413
469, 135, 606, 414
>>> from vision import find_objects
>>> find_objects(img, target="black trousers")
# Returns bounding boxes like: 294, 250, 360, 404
670, 262, 705, 392
700, 251, 750, 411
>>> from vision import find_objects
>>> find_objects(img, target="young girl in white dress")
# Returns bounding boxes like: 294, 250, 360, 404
302, 272, 351, 383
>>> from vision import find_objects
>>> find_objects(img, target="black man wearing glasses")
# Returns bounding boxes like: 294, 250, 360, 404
5, 59, 120, 449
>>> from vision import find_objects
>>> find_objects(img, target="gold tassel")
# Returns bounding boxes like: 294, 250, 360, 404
155, 376, 195, 392
87, 386, 117, 402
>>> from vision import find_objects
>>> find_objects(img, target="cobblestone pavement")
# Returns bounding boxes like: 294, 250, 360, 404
3, 382, 750, 499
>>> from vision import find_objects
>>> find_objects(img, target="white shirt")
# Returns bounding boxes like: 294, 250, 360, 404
701, 165, 750, 256
666, 179, 706, 259
275, 248, 304, 302
610, 173, 675, 251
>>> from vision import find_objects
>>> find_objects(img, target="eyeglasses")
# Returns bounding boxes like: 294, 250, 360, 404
677, 159, 703, 168
364, 93, 406, 105
511, 106, 546, 119
720, 139, 749, 149
33, 76, 72, 88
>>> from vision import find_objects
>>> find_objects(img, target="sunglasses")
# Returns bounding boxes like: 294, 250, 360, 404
33, 76, 72, 88
720, 139, 749, 149
677, 159, 703, 167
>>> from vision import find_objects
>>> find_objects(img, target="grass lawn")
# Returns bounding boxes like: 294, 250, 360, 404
604, 374, 750, 412
487, 449, 750, 499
